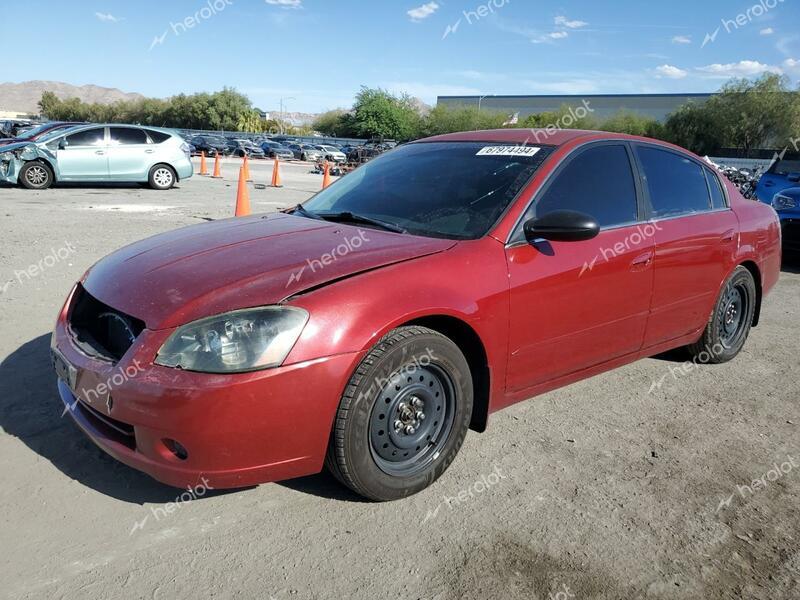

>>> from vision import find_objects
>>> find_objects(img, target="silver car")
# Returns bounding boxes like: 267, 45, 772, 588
0, 124, 193, 190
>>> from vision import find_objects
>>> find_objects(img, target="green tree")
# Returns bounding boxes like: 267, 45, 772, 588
421, 104, 508, 136
349, 87, 421, 141
663, 102, 723, 155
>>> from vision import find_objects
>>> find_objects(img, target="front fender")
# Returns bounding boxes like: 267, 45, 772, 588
284, 238, 511, 409
0, 143, 59, 183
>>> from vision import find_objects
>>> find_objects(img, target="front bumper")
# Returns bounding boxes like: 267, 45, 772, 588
52, 310, 360, 490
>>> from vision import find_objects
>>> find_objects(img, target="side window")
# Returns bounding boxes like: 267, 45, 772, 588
109, 127, 149, 145
146, 130, 171, 144
705, 168, 728, 209
65, 128, 105, 147
531, 144, 638, 228
636, 146, 711, 218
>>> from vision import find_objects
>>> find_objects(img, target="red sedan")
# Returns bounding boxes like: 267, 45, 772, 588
51, 129, 782, 501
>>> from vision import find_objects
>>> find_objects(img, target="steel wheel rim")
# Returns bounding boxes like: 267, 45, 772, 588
153, 168, 173, 187
369, 363, 456, 477
719, 281, 748, 348
26, 165, 48, 186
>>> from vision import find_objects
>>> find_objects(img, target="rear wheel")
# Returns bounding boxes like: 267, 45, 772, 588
148, 164, 176, 190
326, 326, 473, 501
19, 161, 53, 190
687, 266, 756, 363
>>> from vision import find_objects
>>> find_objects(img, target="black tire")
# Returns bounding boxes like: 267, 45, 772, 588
148, 164, 177, 190
19, 161, 53, 190
687, 266, 757, 364
326, 326, 473, 501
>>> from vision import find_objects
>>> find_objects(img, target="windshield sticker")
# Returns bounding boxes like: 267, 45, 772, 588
476, 146, 541, 157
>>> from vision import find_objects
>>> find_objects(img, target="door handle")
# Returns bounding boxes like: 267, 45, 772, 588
631, 252, 653, 270
144, 149, 155, 154
721, 229, 736, 243
95, 150, 105, 155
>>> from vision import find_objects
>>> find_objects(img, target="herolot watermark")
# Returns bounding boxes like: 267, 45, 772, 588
580, 221, 663, 277
286, 228, 370, 287
717, 455, 797, 512
443, 0, 511, 39
129, 477, 215, 535
357, 349, 437, 403
150, 0, 234, 50
702, 0, 787, 47
2, 241, 78, 295
647, 342, 727, 394
423, 464, 508, 522
62, 359, 146, 417
530, 100, 594, 144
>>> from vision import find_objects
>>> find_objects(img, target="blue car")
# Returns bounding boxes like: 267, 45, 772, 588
765, 187, 800, 253
0, 124, 193, 190
755, 156, 800, 203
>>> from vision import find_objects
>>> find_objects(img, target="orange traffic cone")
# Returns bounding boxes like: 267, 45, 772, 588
235, 166, 251, 217
199, 151, 208, 176
271, 158, 283, 188
211, 151, 222, 178
242, 155, 252, 182
322, 161, 332, 189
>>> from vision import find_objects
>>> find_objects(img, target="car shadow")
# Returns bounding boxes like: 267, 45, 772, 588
781, 252, 800, 273
277, 472, 369, 503
0, 334, 230, 504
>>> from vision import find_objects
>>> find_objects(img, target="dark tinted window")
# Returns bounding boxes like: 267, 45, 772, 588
304, 142, 553, 239
771, 159, 800, 175
147, 130, 171, 143
532, 145, 638, 228
65, 127, 105, 146
705, 168, 727, 209
110, 127, 148, 145
637, 146, 711, 217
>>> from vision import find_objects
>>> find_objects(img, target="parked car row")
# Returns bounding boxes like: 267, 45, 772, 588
0, 123, 193, 190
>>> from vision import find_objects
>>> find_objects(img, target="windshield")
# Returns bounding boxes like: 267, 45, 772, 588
37, 125, 83, 143
302, 141, 553, 239
772, 159, 800, 175
17, 123, 54, 139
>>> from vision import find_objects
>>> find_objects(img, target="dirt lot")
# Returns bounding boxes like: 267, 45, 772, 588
1, 158, 798, 600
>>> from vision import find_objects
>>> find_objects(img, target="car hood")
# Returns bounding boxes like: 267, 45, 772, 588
82, 213, 456, 330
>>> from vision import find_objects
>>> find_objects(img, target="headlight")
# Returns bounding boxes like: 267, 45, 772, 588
772, 194, 797, 211
155, 307, 308, 373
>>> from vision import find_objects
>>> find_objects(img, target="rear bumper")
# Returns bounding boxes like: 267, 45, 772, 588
53, 313, 360, 490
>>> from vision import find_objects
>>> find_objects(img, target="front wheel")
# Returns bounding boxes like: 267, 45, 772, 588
148, 165, 176, 190
19, 161, 53, 190
326, 326, 473, 501
687, 266, 757, 363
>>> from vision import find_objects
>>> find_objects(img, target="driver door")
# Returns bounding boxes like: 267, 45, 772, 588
505, 142, 654, 393
55, 127, 109, 180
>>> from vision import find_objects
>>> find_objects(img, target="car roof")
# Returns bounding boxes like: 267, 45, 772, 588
416, 128, 653, 147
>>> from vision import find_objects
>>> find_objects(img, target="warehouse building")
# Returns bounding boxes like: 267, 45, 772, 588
436, 93, 714, 122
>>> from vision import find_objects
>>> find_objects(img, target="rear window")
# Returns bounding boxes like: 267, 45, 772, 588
303, 141, 553, 239
110, 127, 149, 145
704, 168, 728, 209
636, 146, 711, 218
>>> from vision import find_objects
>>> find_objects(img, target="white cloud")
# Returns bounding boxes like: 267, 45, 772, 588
265, 0, 302, 8
783, 58, 800, 73
760, 27, 775, 36
407, 2, 439, 22
671, 35, 691, 44
532, 31, 568, 44
554, 15, 588, 28
696, 60, 783, 77
655, 64, 688, 79
95, 12, 121, 22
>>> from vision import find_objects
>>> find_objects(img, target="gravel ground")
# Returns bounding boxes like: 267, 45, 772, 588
0, 158, 798, 600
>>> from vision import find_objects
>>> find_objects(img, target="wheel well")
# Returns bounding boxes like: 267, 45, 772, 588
739, 260, 762, 327
405, 315, 490, 432
24, 158, 57, 182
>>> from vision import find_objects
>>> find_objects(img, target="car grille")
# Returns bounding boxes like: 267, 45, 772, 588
68, 284, 145, 362
77, 398, 136, 450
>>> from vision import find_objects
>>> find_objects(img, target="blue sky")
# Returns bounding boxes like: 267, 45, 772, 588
2, 0, 799, 112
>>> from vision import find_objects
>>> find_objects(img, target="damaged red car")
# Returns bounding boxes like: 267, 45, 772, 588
51, 129, 782, 501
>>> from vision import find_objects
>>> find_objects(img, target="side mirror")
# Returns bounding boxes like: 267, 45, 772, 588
523, 210, 600, 243
788, 172, 800, 183
58, 139, 68, 150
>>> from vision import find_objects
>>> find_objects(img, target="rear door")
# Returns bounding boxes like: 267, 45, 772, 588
633, 144, 739, 348
107, 127, 153, 180
55, 127, 108, 180
505, 142, 655, 392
